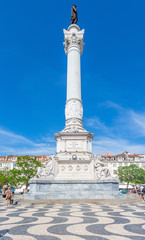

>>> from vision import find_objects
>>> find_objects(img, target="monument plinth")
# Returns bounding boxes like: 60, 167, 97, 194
25, 5, 123, 200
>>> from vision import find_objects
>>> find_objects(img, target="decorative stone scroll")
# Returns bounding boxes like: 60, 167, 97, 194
63, 28, 84, 55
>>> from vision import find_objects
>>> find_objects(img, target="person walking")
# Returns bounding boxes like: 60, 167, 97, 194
142, 186, 145, 200
11, 187, 15, 195
5, 187, 13, 206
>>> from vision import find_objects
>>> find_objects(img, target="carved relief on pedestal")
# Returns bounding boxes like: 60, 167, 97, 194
84, 165, 88, 171
65, 99, 83, 120
94, 160, 111, 181
68, 165, 73, 171
35, 157, 58, 179
76, 165, 81, 171
60, 166, 65, 171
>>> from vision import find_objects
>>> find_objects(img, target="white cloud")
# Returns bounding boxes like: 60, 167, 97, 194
130, 111, 145, 135
0, 128, 56, 156
1, 102, 145, 156
92, 136, 145, 155
102, 101, 123, 111
85, 117, 110, 133
85, 102, 145, 155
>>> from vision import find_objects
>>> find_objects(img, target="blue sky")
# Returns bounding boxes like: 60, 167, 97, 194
0, 1, 145, 155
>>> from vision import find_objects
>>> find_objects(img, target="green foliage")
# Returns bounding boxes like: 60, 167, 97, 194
0, 170, 8, 188
115, 164, 145, 189
14, 156, 42, 188
8, 168, 22, 187
0, 167, 10, 188
0, 157, 42, 188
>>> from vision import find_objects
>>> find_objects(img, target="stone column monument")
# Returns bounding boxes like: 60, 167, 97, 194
25, 5, 123, 200
64, 25, 84, 132
54, 19, 94, 180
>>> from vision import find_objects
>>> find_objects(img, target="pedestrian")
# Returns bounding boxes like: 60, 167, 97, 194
5, 187, 13, 206
142, 186, 145, 200
11, 187, 15, 195
23, 188, 28, 198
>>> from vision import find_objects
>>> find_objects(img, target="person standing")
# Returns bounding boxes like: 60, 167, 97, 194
5, 187, 13, 206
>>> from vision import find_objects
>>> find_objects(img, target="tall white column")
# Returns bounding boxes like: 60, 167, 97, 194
63, 24, 85, 132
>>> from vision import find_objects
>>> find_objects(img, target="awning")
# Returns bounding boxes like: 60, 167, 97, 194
119, 184, 133, 189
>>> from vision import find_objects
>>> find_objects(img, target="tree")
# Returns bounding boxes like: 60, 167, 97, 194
115, 164, 145, 190
0, 171, 8, 188
0, 167, 10, 188
131, 167, 145, 185
8, 168, 22, 188
0, 167, 22, 188
14, 156, 42, 188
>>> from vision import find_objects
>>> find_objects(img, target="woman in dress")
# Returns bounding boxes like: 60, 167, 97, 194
5, 187, 13, 206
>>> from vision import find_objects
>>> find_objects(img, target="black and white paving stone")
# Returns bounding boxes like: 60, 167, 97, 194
0, 200, 145, 240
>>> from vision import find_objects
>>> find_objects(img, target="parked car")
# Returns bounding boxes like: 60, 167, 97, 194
14, 186, 25, 194
14, 186, 30, 194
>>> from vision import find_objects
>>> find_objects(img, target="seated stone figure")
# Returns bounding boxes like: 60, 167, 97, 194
94, 160, 111, 180
36, 157, 54, 179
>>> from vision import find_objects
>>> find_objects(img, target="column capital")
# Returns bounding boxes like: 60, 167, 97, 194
63, 25, 85, 55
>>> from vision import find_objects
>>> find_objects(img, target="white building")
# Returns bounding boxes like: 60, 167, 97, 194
94, 151, 145, 178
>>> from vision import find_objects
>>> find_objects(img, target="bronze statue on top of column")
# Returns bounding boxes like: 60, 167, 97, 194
71, 4, 78, 24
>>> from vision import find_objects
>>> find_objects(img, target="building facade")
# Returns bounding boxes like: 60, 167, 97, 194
0, 155, 48, 170
0, 152, 145, 179
94, 151, 145, 177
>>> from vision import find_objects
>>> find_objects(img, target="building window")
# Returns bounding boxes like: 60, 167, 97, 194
113, 170, 117, 174
0, 163, 2, 167
142, 163, 145, 167
118, 163, 122, 166
124, 163, 128, 166
7, 163, 11, 168
37, 158, 40, 161
114, 158, 116, 160
13, 163, 16, 168
113, 163, 117, 167
104, 163, 108, 167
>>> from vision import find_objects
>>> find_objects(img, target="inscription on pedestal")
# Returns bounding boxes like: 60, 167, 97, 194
66, 141, 81, 149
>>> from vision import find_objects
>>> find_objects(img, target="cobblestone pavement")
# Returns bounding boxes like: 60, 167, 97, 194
0, 197, 145, 240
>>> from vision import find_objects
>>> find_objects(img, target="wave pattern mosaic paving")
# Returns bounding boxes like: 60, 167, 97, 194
0, 200, 145, 240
